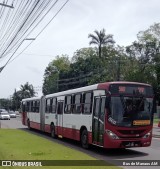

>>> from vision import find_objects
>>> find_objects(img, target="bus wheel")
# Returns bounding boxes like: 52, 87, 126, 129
27, 119, 31, 130
81, 129, 89, 149
51, 124, 57, 138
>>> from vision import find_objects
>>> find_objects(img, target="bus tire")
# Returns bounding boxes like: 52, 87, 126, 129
27, 119, 31, 130
81, 129, 89, 149
51, 124, 57, 138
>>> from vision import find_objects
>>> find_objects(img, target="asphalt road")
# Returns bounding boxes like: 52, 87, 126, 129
0, 117, 160, 169
0, 115, 27, 129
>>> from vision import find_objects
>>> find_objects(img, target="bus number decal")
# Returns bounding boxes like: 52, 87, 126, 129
108, 117, 116, 125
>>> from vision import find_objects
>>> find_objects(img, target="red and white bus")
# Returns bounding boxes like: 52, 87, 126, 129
21, 81, 154, 149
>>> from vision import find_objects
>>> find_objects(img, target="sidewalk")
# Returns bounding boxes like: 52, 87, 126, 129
152, 123, 160, 138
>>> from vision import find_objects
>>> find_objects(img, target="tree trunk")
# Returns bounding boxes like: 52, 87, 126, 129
98, 45, 101, 58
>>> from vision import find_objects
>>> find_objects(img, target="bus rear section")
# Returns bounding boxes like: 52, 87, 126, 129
96, 82, 154, 148
21, 97, 41, 130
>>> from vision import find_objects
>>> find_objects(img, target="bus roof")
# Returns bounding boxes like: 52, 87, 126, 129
45, 81, 152, 99
107, 81, 151, 86
21, 81, 152, 101
45, 84, 98, 99
22, 96, 41, 102
98, 81, 151, 90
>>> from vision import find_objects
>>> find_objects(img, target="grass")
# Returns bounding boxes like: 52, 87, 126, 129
154, 116, 159, 124
0, 129, 121, 169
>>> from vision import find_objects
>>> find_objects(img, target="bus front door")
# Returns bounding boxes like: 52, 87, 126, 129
57, 101, 63, 137
92, 96, 105, 146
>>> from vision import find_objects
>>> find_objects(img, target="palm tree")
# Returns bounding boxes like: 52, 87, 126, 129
12, 90, 22, 111
20, 82, 36, 98
88, 29, 115, 58
11, 83, 36, 111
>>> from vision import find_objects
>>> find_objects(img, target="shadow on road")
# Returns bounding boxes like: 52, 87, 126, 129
19, 128, 149, 161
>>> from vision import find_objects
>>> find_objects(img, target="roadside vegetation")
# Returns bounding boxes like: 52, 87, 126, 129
1, 23, 160, 114
0, 129, 120, 169
154, 117, 159, 124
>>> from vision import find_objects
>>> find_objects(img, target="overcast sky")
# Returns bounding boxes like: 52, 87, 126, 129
0, 0, 160, 98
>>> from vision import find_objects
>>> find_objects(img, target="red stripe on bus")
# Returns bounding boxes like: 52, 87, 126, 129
30, 121, 40, 130
45, 124, 50, 133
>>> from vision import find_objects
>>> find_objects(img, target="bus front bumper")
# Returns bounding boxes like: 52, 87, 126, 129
103, 133, 152, 148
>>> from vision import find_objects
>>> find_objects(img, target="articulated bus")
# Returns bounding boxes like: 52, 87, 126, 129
21, 81, 154, 149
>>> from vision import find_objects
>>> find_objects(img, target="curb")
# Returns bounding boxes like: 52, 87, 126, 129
153, 125, 159, 128
152, 134, 160, 138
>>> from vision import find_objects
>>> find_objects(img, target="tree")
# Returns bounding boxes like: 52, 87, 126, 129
88, 29, 115, 58
0, 98, 11, 110
12, 82, 36, 110
42, 55, 70, 95
124, 23, 160, 104
136, 23, 160, 103
69, 48, 102, 87
12, 90, 22, 111
20, 82, 36, 98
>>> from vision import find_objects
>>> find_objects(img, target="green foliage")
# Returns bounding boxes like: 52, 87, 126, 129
20, 82, 36, 98
126, 23, 160, 102
3, 24, 160, 111
40, 24, 160, 104
43, 46, 128, 94
0, 82, 36, 111
11, 82, 36, 110
0, 98, 10, 110
88, 29, 115, 58
42, 55, 70, 95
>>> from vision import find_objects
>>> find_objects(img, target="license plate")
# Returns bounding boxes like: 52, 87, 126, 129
123, 142, 139, 147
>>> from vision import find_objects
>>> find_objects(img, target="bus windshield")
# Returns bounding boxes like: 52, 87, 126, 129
108, 96, 153, 127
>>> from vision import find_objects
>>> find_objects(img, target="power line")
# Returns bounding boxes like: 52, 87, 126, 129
0, 0, 59, 59
0, 0, 70, 72
8, 0, 70, 65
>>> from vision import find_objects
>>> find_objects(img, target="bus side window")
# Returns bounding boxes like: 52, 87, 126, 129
45, 100, 47, 112
33, 101, 36, 112
36, 101, 40, 113
50, 98, 53, 113
73, 94, 81, 114
52, 98, 57, 114
34, 101, 37, 112
83, 92, 93, 114
26, 101, 30, 112
57, 102, 63, 114
46, 99, 50, 113
35, 101, 40, 113
64, 95, 72, 114
31, 101, 33, 112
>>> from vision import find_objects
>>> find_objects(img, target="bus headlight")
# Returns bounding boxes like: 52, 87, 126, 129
143, 131, 151, 139
106, 130, 119, 139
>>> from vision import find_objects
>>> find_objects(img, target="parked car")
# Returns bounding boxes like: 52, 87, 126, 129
8, 111, 16, 118
0, 109, 10, 120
